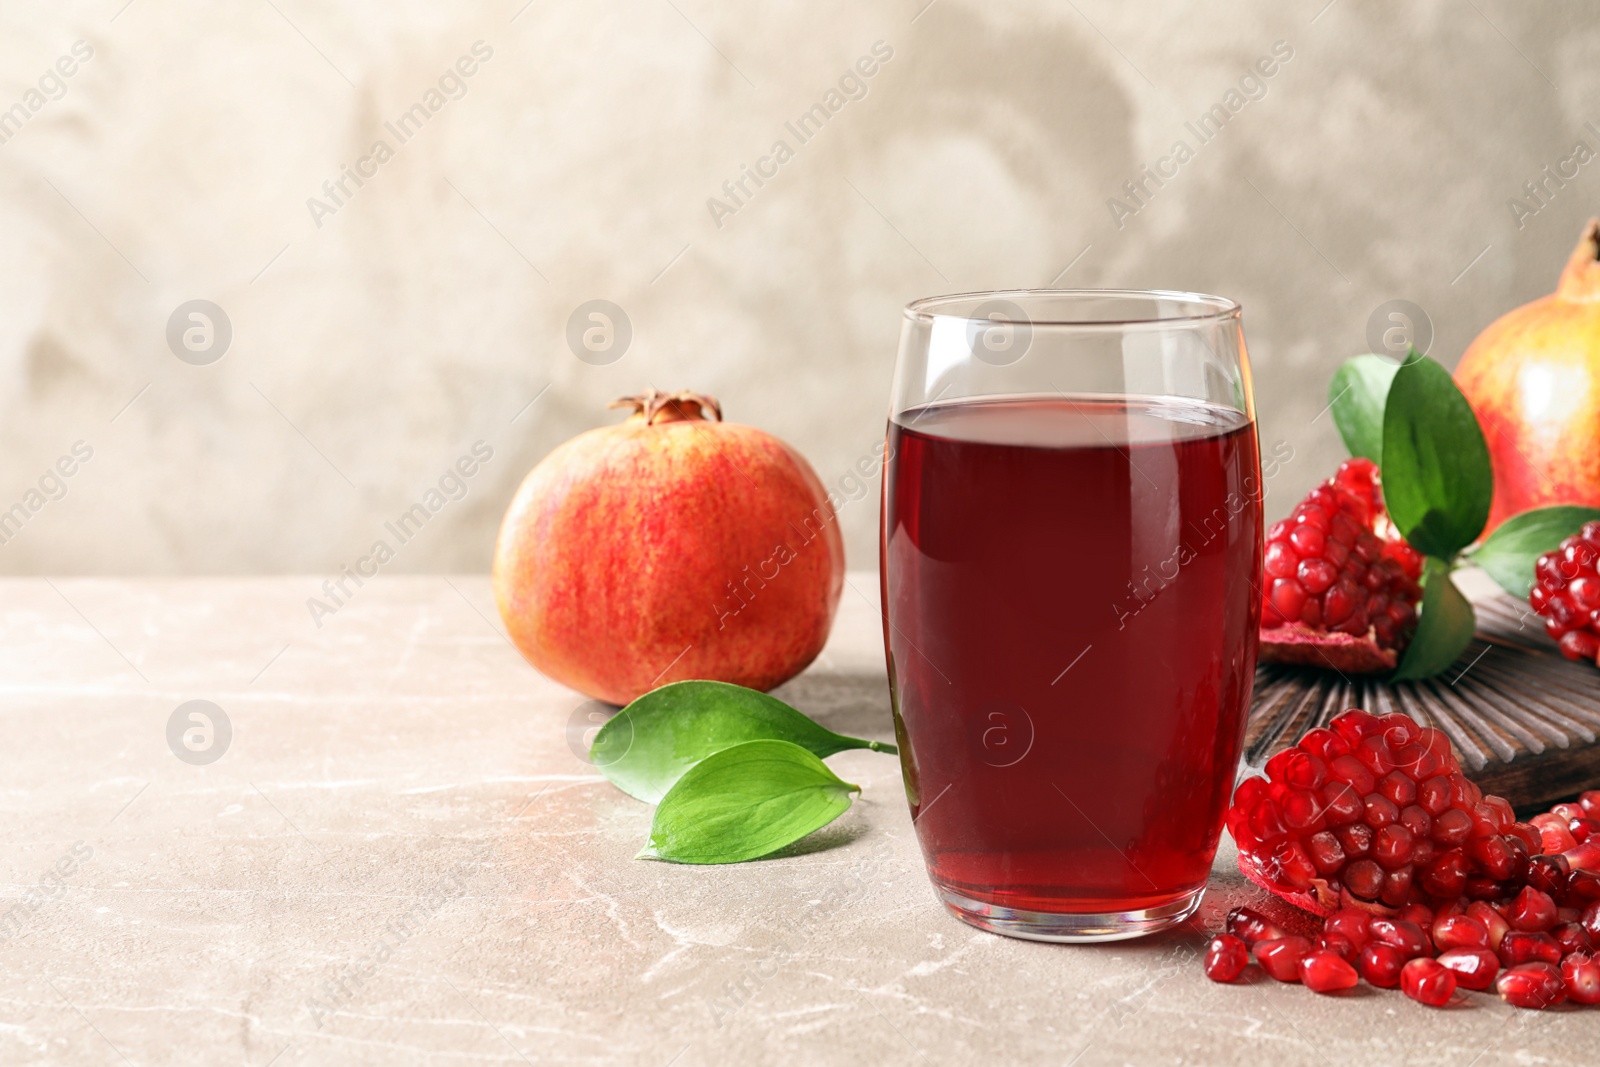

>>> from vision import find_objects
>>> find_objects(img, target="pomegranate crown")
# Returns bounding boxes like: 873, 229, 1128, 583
1557, 217, 1600, 302
609, 389, 723, 426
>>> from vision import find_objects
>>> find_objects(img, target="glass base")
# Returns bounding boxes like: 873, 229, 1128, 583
935, 884, 1204, 943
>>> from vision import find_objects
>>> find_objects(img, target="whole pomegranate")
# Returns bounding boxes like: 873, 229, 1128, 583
492, 390, 843, 705
1457, 219, 1600, 533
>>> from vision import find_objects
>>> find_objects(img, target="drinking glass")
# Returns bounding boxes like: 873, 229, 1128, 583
880, 290, 1262, 942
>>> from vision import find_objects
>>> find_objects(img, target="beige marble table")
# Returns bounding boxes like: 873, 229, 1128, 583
1, 574, 1590, 1065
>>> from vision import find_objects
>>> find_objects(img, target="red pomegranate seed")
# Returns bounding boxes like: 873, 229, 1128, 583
1225, 906, 1285, 946
1298, 727, 1349, 761
1498, 931, 1563, 967
1329, 755, 1375, 795
1582, 790, 1600, 820
1565, 870, 1600, 910
1377, 771, 1417, 807
1417, 775, 1451, 815
1364, 793, 1400, 828
1468, 836, 1517, 881
1525, 854, 1570, 897
1421, 851, 1468, 897
1299, 949, 1359, 993
1373, 824, 1415, 868
1368, 918, 1431, 959
1344, 858, 1385, 900
1506, 886, 1559, 932
1357, 941, 1408, 988
1467, 901, 1510, 949
1430, 808, 1472, 847
1552, 921, 1593, 956
1395, 902, 1434, 927
1432, 915, 1489, 951
1400, 957, 1456, 1007
1205, 934, 1250, 982
1324, 908, 1371, 948
1380, 865, 1415, 907
1497, 962, 1568, 1009
1317, 931, 1358, 963
1571, 817, 1600, 843
1254, 936, 1313, 982
1560, 952, 1600, 1005
1399, 805, 1432, 839
1357, 737, 1396, 778
1507, 823, 1543, 855
1531, 813, 1579, 854
1436, 948, 1500, 992
1321, 783, 1364, 826
1336, 823, 1374, 859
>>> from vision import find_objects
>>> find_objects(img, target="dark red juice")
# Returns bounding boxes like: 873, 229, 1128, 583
881, 395, 1262, 914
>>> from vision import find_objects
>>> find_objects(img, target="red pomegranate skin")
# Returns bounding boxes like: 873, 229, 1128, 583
493, 392, 844, 705
1457, 219, 1600, 533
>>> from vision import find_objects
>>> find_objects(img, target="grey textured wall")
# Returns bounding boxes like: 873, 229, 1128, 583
3, 0, 1598, 574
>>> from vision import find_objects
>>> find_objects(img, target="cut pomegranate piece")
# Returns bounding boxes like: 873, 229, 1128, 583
1298, 949, 1359, 993
1529, 522, 1600, 668
1205, 935, 1250, 983
1259, 459, 1423, 673
1400, 957, 1456, 1007
1497, 962, 1568, 1009
1227, 708, 1531, 914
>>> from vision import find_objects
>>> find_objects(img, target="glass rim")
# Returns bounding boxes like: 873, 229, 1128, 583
903, 288, 1242, 329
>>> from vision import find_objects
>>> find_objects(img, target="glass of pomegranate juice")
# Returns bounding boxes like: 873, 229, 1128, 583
881, 290, 1263, 941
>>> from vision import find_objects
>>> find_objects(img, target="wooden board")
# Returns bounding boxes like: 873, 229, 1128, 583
1245, 574, 1600, 813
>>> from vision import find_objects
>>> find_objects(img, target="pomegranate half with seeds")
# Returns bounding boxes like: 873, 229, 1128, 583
1226, 708, 1536, 914
1258, 459, 1423, 673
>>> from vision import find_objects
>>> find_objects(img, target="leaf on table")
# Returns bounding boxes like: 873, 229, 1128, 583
1392, 558, 1476, 681
1380, 350, 1493, 561
1467, 505, 1600, 598
639, 739, 860, 864
590, 679, 895, 803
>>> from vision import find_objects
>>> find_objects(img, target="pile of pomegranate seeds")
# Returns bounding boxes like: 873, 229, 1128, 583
1259, 458, 1423, 651
1210, 708, 1600, 1009
1530, 521, 1600, 666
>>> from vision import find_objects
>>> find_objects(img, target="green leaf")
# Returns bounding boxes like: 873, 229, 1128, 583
1380, 350, 1493, 560
1467, 506, 1600, 598
639, 739, 859, 864
590, 680, 895, 803
1329, 355, 1401, 465
1392, 559, 1477, 681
